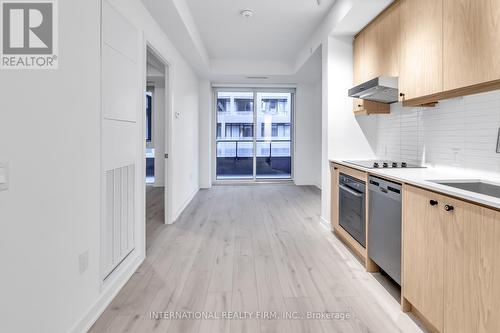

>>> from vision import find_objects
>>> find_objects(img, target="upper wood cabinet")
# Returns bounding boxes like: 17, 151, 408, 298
443, 0, 500, 91
352, 2, 399, 114
356, 0, 500, 106
353, 99, 390, 115
399, 0, 443, 102
353, 31, 365, 85
353, 2, 400, 83
364, 2, 400, 80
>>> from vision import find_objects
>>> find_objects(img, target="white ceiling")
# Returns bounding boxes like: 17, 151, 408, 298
185, 0, 336, 63
142, 0, 392, 83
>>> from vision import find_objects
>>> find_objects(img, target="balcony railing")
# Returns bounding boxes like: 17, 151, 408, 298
216, 139, 291, 179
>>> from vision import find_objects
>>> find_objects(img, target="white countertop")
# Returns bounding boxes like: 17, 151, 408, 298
331, 160, 500, 210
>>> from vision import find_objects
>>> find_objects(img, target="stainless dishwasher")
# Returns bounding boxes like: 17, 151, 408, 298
368, 176, 402, 285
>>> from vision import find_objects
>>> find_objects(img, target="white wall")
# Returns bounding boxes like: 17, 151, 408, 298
321, 36, 377, 221
0, 1, 101, 332
0, 0, 201, 332
107, 0, 201, 222
295, 81, 322, 188
198, 79, 212, 188
371, 91, 500, 175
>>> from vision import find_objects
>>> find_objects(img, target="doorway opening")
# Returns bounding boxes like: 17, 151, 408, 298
144, 46, 171, 248
145, 88, 154, 184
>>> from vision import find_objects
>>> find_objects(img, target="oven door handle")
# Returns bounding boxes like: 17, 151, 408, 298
339, 184, 363, 198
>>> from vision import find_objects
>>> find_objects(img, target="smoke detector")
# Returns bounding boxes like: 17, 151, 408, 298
240, 9, 254, 18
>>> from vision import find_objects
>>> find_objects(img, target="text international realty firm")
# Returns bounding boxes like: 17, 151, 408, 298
149, 311, 352, 321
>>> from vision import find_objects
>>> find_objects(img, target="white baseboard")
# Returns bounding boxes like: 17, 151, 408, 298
172, 187, 199, 223
294, 179, 322, 190
320, 216, 331, 230
70, 252, 145, 333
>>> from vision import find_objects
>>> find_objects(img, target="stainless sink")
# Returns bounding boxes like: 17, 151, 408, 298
430, 180, 500, 199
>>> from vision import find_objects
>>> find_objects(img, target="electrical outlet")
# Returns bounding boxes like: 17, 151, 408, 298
496, 128, 500, 153
79, 251, 89, 275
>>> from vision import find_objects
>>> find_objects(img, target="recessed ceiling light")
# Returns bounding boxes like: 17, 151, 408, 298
240, 9, 254, 18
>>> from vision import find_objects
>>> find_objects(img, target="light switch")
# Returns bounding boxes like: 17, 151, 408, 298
0, 162, 8, 191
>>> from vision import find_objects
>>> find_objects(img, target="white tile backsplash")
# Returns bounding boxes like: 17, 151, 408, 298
370, 90, 500, 173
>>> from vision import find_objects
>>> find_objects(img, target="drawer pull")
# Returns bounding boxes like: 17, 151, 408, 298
429, 200, 438, 206
444, 204, 454, 212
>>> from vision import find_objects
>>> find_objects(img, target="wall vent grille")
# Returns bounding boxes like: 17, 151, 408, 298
102, 164, 135, 280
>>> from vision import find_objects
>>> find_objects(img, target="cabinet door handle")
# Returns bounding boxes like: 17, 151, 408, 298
444, 204, 454, 212
429, 200, 438, 206
400, 92, 405, 97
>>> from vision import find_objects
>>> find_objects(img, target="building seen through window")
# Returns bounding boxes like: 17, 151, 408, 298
216, 91, 292, 180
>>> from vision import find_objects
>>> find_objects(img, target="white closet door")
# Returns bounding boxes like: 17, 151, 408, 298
101, 0, 139, 281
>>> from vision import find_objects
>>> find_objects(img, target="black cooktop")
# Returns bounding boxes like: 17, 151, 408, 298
343, 160, 425, 169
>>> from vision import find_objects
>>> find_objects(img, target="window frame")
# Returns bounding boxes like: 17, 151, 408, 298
212, 87, 295, 183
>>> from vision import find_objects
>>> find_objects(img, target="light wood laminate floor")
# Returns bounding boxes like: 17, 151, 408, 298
145, 186, 166, 250
90, 185, 425, 333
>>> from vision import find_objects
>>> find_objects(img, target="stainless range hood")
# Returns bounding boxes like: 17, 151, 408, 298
348, 76, 399, 103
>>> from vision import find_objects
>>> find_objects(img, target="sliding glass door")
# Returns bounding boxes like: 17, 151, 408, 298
215, 89, 293, 181
216, 91, 254, 179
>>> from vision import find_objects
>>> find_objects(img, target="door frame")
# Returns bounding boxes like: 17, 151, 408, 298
143, 40, 174, 225
211, 87, 296, 184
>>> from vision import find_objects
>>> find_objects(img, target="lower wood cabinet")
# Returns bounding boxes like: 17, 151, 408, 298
330, 164, 339, 230
403, 185, 500, 333
403, 185, 445, 332
444, 196, 500, 333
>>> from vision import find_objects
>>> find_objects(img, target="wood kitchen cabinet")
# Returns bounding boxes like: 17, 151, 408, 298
353, 99, 390, 115
363, 2, 400, 81
353, 1, 400, 83
351, 2, 399, 114
403, 184, 500, 333
444, 197, 500, 333
399, 0, 443, 104
443, 0, 500, 91
330, 163, 339, 231
353, 32, 365, 85
357, 0, 500, 107
402, 185, 445, 332
352, 32, 366, 114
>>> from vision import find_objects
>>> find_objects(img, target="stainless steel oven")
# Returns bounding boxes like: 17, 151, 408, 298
339, 173, 366, 248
